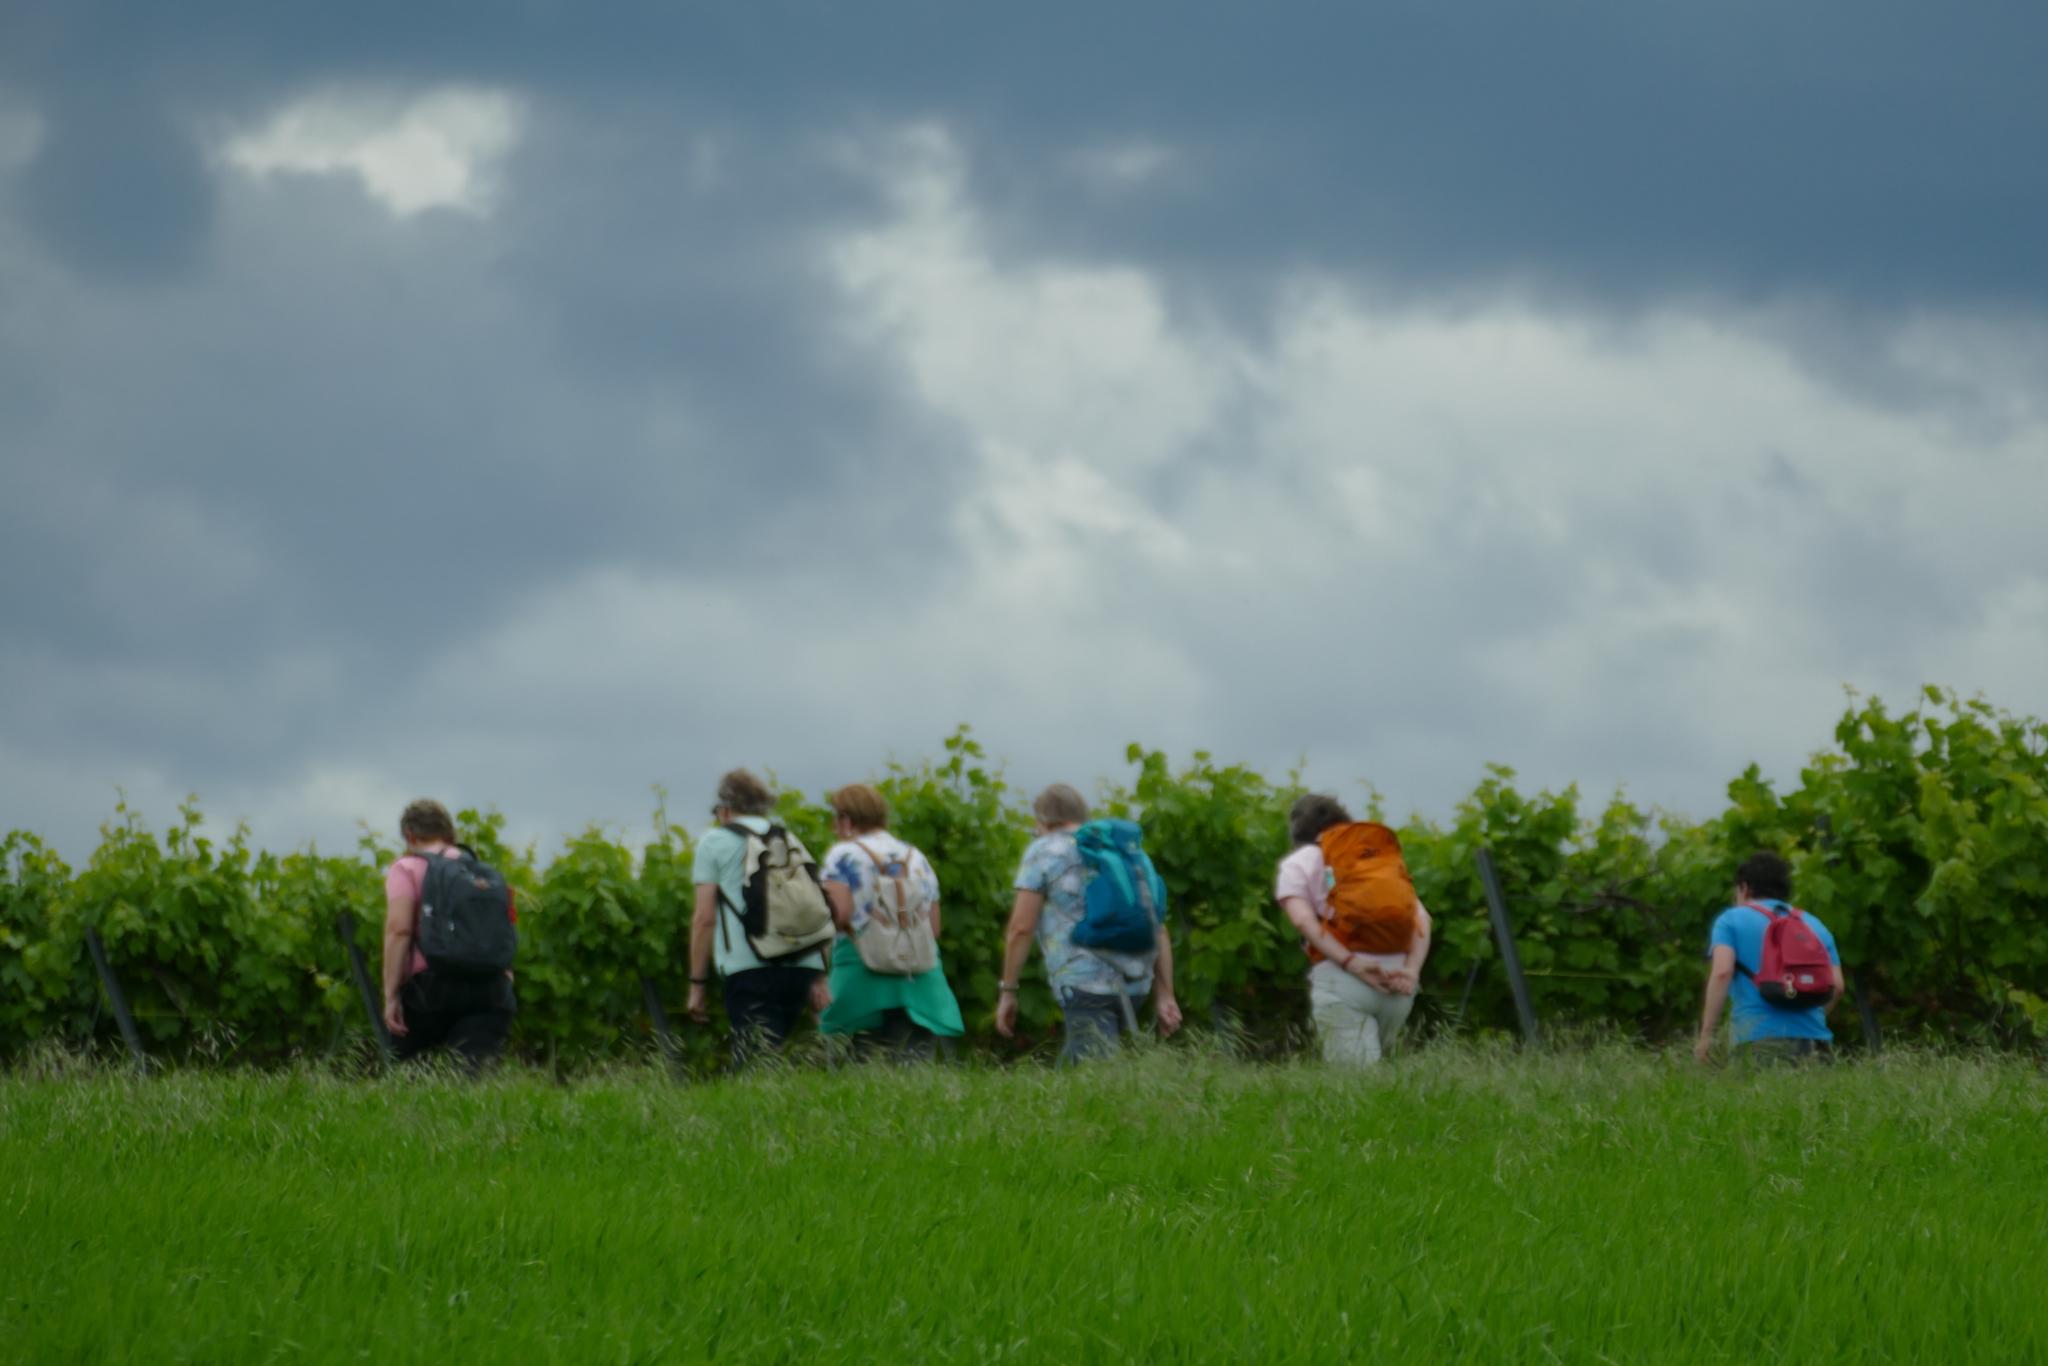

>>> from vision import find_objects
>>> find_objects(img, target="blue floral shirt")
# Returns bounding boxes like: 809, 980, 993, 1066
822, 832, 939, 934
1015, 832, 1155, 997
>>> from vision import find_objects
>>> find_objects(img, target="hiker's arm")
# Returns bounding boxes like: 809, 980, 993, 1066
929, 900, 942, 939
995, 890, 1042, 1037
687, 883, 718, 1022
1279, 896, 1388, 988
1695, 944, 1737, 1062
1152, 921, 1182, 1036
380, 868, 413, 1037
1829, 960, 1847, 1010
1279, 896, 1349, 962
1390, 903, 1432, 995
823, 881, 855, 933
1001, 890, 1041, 982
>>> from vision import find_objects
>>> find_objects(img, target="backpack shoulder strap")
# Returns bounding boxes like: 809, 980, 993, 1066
1725, 902, 1781, 979
714, 823, 762, 930
855, 839, 911, 902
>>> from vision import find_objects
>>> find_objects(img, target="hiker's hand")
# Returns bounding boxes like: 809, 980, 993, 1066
995, 992, 1018, 1038
1693, 1034, 1713, 1065
383, 996, 408, 1037
687, 983, 709, 1023
1386, 970, 1419, 996
1156, 994, 1183, 1038
808, 975, 832, 1015
1348, 958, 1390, 991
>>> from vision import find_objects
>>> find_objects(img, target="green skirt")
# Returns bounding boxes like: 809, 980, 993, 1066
819, 937, 965, 1038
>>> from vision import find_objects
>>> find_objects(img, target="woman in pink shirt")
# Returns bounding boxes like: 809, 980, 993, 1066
381, 798, 516, 1070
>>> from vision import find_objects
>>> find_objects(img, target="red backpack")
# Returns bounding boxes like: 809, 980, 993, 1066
1738, 902, 1835, 1008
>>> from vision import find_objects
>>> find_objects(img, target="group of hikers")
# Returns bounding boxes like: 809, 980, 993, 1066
378, 772, 1847, 1072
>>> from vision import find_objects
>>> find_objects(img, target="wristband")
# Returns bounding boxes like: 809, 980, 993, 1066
997, 981, 1020, 993
689, 976, 710, 985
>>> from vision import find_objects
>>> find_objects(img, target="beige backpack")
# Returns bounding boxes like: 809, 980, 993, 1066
851, 840, 938, 976
718, 823, 835, 962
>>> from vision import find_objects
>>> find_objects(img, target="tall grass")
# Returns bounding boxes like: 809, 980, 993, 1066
4, 1046, 2044, 1362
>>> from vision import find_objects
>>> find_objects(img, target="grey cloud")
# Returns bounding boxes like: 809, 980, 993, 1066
0, 99, 966, 827
4, 1, 2047, 863
9, 3, 2048, 312
13, 88, 214, 283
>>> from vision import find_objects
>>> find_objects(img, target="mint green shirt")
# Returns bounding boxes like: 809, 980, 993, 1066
692, 816, 827, 977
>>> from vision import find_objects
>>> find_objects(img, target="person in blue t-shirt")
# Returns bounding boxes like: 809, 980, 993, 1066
1694, 851, 1845, 1064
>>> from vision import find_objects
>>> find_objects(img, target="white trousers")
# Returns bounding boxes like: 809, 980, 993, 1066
1308, 959, 1414, 1067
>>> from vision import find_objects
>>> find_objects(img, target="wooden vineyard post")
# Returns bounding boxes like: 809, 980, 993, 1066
336, 912, 394, 1061
82, 927, 147, 1071
640, 975, 684, 1075
1852, 969, 1883, 1056
1474, 847, 1541, 1045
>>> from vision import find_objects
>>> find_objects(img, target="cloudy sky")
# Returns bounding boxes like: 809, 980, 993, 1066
3, 3, 2045, 861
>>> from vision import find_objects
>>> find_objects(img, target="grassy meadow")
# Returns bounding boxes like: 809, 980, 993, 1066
3, 1045, 2044, 1363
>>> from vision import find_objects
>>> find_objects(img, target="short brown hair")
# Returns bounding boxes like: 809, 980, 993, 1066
829, 783, 889, 833
1032, 783, 1088, 828
399, 798, 456, 844
716, 768, 774, 817
1288, 794, 1351, 848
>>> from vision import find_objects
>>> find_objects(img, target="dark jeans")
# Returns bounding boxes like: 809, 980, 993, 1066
394, 969, 515, 1073
723, 966, 822, 1070
849, 1008, 938, 1064
1059, 987, 1138, 1066
1737, 1038, 1834, 1067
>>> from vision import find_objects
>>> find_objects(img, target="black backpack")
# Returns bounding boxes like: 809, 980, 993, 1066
415, 845, 517, 975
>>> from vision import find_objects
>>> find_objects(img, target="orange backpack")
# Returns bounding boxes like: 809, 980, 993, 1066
1313, 822, 1418, 958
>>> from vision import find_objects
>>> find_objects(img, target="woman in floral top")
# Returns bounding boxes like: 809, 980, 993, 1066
817, 783, 964, 1059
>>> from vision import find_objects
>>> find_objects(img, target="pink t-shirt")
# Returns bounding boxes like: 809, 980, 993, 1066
1274, 844, 1332, 919
383, 845, 518, 981
383, 851, 439, 981
1274, 844, 1409, 972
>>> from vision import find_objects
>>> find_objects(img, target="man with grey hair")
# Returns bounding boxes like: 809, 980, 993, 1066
995, 783, 1182, 1062
687, 768, 834, 1068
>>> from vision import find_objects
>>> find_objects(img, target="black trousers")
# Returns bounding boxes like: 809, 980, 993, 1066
723, 966, 821, 1070
394, 969, 515, 1072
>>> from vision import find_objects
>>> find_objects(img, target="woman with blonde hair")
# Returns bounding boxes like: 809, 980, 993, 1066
816, 783, 964, 1060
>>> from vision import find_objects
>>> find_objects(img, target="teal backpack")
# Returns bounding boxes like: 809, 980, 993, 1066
1070, 819, 1167, 953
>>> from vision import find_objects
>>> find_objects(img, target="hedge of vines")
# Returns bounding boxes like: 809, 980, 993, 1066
4, 689, 2046, 1069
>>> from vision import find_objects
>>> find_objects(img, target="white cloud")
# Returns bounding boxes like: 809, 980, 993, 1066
223, 86, 525, 217
831, 125, 1234, 472
815, 124, 2048, 818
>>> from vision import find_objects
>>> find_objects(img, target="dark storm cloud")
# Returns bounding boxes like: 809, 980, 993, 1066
0, 99, 959, 805
13, 1, 2042, 310
13, 87, 213, 282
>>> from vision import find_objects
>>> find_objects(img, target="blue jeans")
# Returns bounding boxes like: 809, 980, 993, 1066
1058, 987, 1137, 1065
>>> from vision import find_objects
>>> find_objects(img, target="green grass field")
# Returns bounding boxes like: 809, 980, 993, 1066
4, 1046, 2044, 1363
